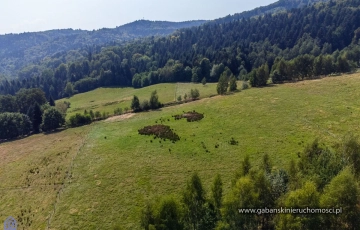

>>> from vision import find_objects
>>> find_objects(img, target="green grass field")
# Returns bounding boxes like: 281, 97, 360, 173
2, 74, 360, 229
58, 82, 218, 118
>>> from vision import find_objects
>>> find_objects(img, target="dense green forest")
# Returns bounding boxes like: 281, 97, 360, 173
141, 138, 360, 230
0, 20, 206, 77
1, 0, 359, 100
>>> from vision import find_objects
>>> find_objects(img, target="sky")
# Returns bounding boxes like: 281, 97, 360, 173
0, 0, 276, 35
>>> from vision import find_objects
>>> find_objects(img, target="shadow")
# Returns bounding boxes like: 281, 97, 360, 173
43, 128, 67, 136
0, 135, 30, 145
0, 128, 67, 145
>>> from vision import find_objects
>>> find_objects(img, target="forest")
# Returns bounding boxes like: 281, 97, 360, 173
140, 138, 360, 230
1, 0, 359, 100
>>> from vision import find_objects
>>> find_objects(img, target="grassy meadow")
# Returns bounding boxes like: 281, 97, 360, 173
2, 74, 360, 229
58, 82, 218, 119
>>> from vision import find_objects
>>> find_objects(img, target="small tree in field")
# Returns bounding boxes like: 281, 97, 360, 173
131, 95, 141, 112
190, 89, 200, 99
201, 77, 207, 86
177, 95, 182, 102
149, 90, 161, 109
217, 73, 228, 95
229, 75, 237, 91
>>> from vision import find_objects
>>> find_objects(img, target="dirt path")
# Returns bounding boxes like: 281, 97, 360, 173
105, 113, 136, 122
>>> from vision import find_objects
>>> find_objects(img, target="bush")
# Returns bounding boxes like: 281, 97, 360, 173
141, 100, 150, 111
242, 81, 249, 90
95, 111, 101, 119
190, 89, 200, 99
68, 113, 92, 127
114, 108, 123, 115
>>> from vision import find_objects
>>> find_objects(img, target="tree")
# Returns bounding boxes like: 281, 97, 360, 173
320, 167, 360, 230
276, 181, 321, 230
192, 67, 200, 83
210, 64, 225, 82
64, 82, 75, 97
131, 95, 141, 112
200, 58, 211, 80
211, 174, 223, 220
222, 176, 259, 229
149, 90, 161, 109
234, 155, 251, 182
141, 100, 150, 111
49, 95, 55, 106
340, 134, 360, 176
201, 77, 207, 86
157, 197, 183, 230
190, 89, 200, 99
182, 172, 206, 230
177, 95, 182, 102
41, 108, 65, 132
31, 103, 43, 133
89, 110, 95, 120
0, 95, 18, 113
229, 76, 237, 91
0, 113, 32, 139
217, 73, 228, 95
15, 88, 47, 114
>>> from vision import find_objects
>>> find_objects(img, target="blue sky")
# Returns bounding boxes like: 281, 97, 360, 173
0, 0, 275, 34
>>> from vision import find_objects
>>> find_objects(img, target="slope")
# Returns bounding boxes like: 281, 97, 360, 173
1, 73, 360, 229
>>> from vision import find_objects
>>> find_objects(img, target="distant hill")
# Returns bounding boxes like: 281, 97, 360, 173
0, 20, 206, 77
0, 0, 331, 78
209, 0, 329, 24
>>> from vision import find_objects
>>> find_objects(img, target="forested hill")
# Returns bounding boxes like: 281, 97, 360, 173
209, 0, 328, 24
1, 0, 360, 100
0, 20, 206, 77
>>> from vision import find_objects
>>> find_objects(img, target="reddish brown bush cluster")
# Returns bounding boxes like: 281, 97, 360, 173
173, 111, 204, 122
138, 124, 180, 142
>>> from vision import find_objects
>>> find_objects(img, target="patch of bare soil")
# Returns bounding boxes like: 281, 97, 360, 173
138, 125, 180, 142
105, 113, 135, 122
173, 111, 204, 122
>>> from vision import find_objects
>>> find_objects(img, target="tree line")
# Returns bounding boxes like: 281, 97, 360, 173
140, 137, 360, 230
0, 0, 359, 99
0, 88, 65, 140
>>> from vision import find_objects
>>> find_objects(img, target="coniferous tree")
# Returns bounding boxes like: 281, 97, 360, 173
32, 103, 43, 133
217, 73, 228, 95
131, 95, 140, 112
182, 172, 206, 230
49, 95, 55, 106
229, 75, 237, 91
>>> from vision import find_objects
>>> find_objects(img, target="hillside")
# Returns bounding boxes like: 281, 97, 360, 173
0, 20, 206, 77
0, 0, 331, 80
209, 0, 328, 24
1, 0, 359, 100
1, 73, 360, 228
58, 82, 218, 119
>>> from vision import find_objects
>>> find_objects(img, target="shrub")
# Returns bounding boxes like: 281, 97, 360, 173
68, 113, 92, 127
141, 100, 150, 111
95, 111, 101, 119
114, 108, 123, 115
242, 81, 249, 90
190, 89, 200, 99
